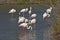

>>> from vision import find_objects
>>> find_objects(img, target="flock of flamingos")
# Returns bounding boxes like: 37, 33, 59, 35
8, 7, 52, 31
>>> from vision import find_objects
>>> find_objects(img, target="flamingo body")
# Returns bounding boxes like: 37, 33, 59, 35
28, 10, 31, 14
43, 12, 48, 19
20, 9, 26, 13
19, 23, 28, 27
18, 17, 25, 23
31, 19, 36, 24
31, 14, 37, 18
25, 19, 29, 23
43, 12, 50, 19
25, 8, 28, 12
9, 9, 16, 13
19, 8, 28, 15
46, 7, 52, 14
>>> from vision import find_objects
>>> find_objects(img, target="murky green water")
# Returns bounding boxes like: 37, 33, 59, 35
0, 4, 54, 40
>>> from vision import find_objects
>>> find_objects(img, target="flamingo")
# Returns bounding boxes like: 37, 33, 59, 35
43, 12, 50, 19
28, 7, 32, 19
18, 20, 30, 30
19, 8, 28, 16
18, 17, 25, 24
31, 14, 37, 18
30, 18, 36, 24
19, 23, 28, 28
25, 8, 28, 12
28, 7, 32, 14
19, 22, 32, 30
46, 7, 52, 14
18, 22, 28, 30
9, 8, 16, 17
19, 9, 25, 16
25, 18, 29, 23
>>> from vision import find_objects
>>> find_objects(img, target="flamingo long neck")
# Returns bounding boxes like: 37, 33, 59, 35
27, 26, 32, 30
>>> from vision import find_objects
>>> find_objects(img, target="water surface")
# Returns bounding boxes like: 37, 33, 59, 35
0, 5, 54, 40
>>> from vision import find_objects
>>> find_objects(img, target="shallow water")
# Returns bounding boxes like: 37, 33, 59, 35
0, 5, 54, 40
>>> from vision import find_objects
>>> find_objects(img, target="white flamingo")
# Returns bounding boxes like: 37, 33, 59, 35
43, 12, 50, 19
19, 23, 32, 30
9, 8, 16, 17
25, 8, 28, 12
25, 18, 29, 23
19, 8, 28, 16
31, 14, 37, 18
28, 7, 32, 14
19, 23, 28, 28
19, 9, 25, 16
18, 17, 25, 24
46, 7, 52, 14
28, 7, 32, 19
30, 18, 36, 24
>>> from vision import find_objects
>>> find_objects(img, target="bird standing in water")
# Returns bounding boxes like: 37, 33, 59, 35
19, 8, 28, 16
18, 16, 25, 24
43, 12, 50, 19
43, 7, 52, 19
31, 14, 37, 19
9, 8, 16, 17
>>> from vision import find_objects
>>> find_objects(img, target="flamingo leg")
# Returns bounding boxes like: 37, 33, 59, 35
12, 13, 14, 18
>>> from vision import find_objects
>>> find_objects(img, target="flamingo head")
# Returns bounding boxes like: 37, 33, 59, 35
30, 7, 32, 10
50, 7, 52, 10
25, 8, 28, 12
